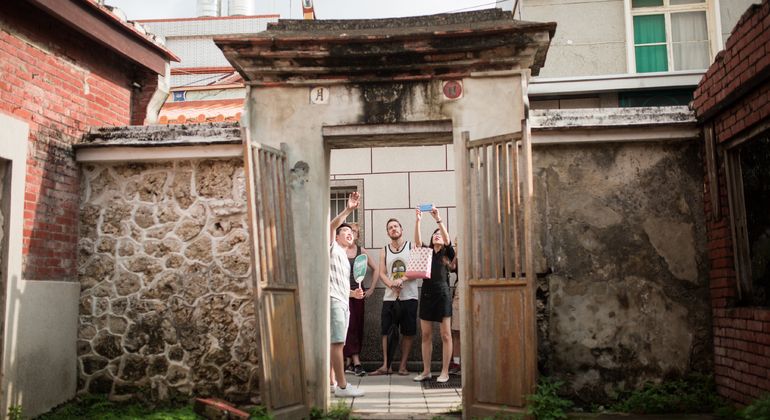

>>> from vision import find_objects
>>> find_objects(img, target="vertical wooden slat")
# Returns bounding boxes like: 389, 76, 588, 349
253, 149, 269, 284
511, 142, 521, 277
495, 143, 505, 278
704, 124, 720, 219
472, 146, 483, 279
481, 145, 492, 279
269, 153, 287, 285
521, 72, 537, 396
489, 143, 500, 279
264, 151, 279, 284
459, 131, 474, 415
502, 143, 514, 279
279, 147, 299, 285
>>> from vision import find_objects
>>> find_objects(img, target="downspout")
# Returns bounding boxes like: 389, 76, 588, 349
143, 62, 170, 125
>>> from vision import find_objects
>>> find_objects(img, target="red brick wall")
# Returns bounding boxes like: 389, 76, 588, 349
0, 2, 146, 280
693, 0, 770, 405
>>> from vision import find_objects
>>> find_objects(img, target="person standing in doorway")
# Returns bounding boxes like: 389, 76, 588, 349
343, 222, 377, 377
413, 206, 454, 383
369, 218, 418, 376
329, 192, 365, 397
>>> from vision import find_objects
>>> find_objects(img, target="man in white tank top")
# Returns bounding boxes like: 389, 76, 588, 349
369, 218, 418, 376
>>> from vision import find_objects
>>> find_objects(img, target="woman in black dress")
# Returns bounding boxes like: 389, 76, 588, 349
412, 206, 455, 383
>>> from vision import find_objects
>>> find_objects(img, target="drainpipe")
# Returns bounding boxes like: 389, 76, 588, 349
143, 62, 170, 125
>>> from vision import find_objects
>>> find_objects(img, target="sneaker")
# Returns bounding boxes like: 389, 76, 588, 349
330, 382, 336, 394
354, 365, 366, 377
335, 385, 365, 398
344, 364, 355, 374
448, 362, 461, 375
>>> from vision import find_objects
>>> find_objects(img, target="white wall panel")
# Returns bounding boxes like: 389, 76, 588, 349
371, 145, 446, 173
335, 173, 409, 210
330, 148, 371, 175
409, 171, 456, 208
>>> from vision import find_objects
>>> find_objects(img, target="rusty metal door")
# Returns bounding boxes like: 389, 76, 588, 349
458, 116, 537, 416
243, 138, 309, 419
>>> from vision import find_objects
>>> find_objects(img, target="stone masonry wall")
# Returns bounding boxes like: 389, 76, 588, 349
77, 158, 258, 403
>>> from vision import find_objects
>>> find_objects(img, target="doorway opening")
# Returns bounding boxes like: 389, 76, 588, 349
326, 121, 461, 416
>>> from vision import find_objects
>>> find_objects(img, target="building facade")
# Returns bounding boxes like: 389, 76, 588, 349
0, 0, 174, 416
692, 0, 770, 404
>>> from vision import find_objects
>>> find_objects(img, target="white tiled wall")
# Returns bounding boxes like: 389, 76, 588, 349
332, 146, 457, 252
371, 145, 446, 173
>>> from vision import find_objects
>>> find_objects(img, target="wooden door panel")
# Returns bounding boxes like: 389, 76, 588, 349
244, 138, 309, 419
460, 118, 536, 418
264, 291, 305, 409
471, 284, 528, 406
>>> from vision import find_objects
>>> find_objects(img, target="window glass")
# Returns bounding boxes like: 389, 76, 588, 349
632, 0, 663, 7
671, 11, 710, 70
739, 136, 770, 306
618, 88, 694, 107
634, 14, 666, 43
634, 14, 668, 72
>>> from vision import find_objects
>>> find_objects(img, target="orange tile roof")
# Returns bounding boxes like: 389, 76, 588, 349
158, 98, 244, 124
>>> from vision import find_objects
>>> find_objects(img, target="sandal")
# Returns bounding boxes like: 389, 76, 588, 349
369, 367, 391, 376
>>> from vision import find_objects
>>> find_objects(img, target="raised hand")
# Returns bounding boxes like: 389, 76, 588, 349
347, 191, 360, 210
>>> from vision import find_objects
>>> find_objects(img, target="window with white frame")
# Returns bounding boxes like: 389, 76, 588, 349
629, 0, 712, 73
330, 179, 365, 245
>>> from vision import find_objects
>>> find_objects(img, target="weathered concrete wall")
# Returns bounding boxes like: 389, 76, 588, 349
720, 0, 763, 47
77, 159, 257, 403
533, 140, 711, 403
520, 0, 627, 77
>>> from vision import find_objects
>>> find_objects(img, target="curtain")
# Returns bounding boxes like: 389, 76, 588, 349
671, 11, 709, 70
634, 14, 668, 72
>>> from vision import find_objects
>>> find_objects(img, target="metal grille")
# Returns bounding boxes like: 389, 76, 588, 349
421, 375, 462, 390
330, 186, 359, 225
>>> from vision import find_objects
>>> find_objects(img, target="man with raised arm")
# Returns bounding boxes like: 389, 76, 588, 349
328, 192, 365, 397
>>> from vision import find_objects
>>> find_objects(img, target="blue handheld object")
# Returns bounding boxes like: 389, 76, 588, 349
418, 203, 433, 212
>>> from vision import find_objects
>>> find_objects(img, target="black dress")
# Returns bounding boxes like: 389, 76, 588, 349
418, 243, 456, 322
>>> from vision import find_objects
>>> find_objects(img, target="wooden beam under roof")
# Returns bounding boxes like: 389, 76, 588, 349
215, 9, 555, 85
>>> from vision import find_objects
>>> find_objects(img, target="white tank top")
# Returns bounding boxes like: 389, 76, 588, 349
384, 241, 418, 301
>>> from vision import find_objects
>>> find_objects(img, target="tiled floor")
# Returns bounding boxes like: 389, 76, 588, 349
332, 372, 462, 418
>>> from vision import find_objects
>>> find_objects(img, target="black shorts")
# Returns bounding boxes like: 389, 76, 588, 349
381, 299, 418, 336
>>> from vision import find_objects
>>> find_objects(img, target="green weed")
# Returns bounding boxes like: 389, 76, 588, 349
309, 400, 357, 420
7, 405, 22, 420
609, 374, 724, 415
37, 394, 195, 420
526, 377, 573, 420
738, 394, 770, 420
250, 405, 274, 420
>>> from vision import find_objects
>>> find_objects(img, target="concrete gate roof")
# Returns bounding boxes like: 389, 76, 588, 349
214, 9, 556, 85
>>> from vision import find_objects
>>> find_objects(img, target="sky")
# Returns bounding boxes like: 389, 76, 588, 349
106, 0, 513, 21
